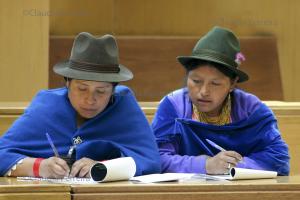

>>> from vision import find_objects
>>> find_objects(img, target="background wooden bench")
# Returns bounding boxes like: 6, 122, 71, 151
0, 101, 299, 175
50, 36, 283, 101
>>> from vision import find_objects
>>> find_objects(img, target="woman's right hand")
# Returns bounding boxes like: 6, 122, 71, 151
39, 157, 70, 178
205, 151, 243, 174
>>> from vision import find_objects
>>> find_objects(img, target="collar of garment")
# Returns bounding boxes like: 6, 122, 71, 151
192, 94, 231, 125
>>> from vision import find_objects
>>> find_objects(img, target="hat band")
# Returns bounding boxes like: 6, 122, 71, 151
193, 49, 237, 68
69, 60, 120, 73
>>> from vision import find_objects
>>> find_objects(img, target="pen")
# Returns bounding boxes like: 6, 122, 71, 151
67, 145, 75, 158
206, 139, 226, 152
46, 132, 60, 157
206, 138, 244, 163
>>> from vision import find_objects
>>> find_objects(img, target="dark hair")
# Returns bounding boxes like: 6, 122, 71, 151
185, 59, 237, 80
64, 77, 118, 88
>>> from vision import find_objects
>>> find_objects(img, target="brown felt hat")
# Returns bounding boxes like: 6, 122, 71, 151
53, 32, 133, 82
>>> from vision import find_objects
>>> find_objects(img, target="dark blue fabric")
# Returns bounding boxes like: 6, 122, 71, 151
0, 86, 161, 176
155, 103, 290, 175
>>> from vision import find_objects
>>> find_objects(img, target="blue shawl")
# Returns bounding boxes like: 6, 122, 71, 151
156, 103, 290, 175
0, 86, 161, 176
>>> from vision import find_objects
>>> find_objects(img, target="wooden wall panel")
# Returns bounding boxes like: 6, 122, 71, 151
0, 0, 49, 101
50, 0, 300, 101
49, 36, 282, 101
50, 0, 115, 35
277, 116, 300, 176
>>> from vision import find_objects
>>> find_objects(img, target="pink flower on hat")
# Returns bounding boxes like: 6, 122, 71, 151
235, 52, 246, 65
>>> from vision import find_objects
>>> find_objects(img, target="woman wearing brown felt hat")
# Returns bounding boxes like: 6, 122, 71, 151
0, 32, 161, 178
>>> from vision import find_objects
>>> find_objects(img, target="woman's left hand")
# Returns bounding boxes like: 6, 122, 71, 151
69, 157, 98, 177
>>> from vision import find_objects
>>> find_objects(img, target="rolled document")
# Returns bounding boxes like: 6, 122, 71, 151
213, 168, 277, 180
230, 168, 277, 180
90, 157, 136, 182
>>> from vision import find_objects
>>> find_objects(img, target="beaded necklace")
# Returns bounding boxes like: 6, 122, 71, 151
192, 95, 231, 125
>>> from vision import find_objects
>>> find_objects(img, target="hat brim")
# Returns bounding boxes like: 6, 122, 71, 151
53, 61, 133, 82
177, 55, 249, 83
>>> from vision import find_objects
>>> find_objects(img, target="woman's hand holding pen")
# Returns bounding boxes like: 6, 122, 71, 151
43, 131, 99, 178
39, 157, 70, 178
69, 157, 98, 178
205, 151, 243, 174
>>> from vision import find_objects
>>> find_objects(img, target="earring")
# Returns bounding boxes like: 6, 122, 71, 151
110, 95, 114, 104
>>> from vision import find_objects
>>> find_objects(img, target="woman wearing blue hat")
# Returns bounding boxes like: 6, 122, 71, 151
0, 32, 161, 178
152, 27, 289, 175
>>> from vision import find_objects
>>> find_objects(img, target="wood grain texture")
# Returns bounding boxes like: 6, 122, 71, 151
0, 193, 69, 200
73, 193, 300, 200
0, 0, 49, 101
49, 0, 300, 101
49, 36, 282, 101
0, 177, 70, 200
71, 176, 300, 200
0, 177, 300, 200
50, 0, 115, 35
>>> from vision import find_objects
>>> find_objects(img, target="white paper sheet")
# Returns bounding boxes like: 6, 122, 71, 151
17, 177, 96, 184
130, 173, 195, 183
18, 157, 136, 184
